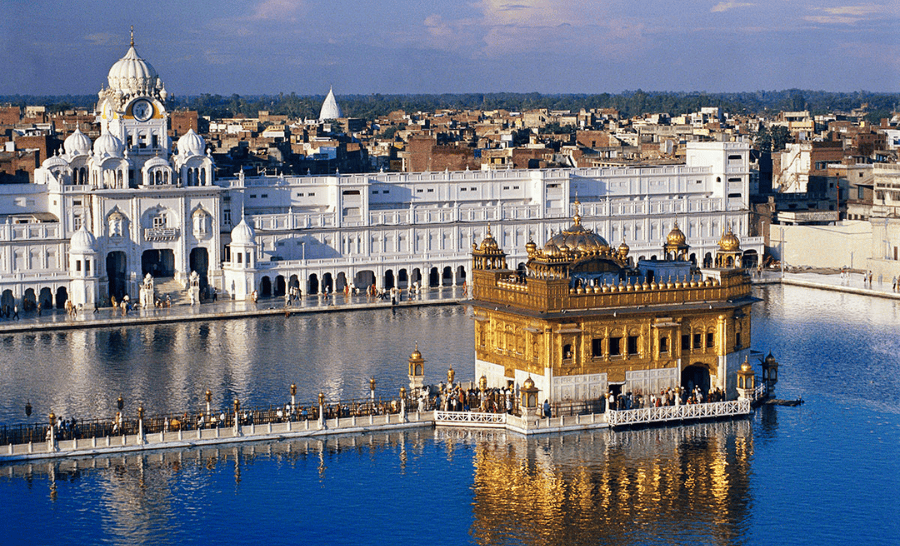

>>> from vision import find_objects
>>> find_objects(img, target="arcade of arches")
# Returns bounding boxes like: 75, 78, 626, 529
256, 265, 468, 297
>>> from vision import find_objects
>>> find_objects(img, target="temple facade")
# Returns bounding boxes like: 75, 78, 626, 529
469, 209, 757, 404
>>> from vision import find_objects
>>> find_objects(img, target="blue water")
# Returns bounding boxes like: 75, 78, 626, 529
0, 285, 899, 545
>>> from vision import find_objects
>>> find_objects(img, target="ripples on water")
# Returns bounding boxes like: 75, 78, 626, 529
1, 286, 899, 544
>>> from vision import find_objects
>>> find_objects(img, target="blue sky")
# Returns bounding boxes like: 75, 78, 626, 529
1, 0, 897, 96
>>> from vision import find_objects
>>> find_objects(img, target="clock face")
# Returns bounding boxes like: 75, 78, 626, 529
132, 100, 153, 122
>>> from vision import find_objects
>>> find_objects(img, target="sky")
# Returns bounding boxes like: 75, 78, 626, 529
1, 0, 898, 97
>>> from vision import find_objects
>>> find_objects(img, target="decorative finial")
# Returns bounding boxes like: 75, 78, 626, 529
130, 26, 134, 47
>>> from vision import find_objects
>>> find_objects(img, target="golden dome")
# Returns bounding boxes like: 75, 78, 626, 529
543, 218, 609, 255
618, 241, 630, 255
523, 376, 535, 390
479, 225, 499, 251
410, 342, 422, 360
718, 226, 741, 251
740, 361, 752, 372
666, 222, 687, 246
525, 239, 537, 255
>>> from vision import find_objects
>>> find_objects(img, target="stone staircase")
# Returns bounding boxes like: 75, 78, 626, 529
151, 277, 191, 307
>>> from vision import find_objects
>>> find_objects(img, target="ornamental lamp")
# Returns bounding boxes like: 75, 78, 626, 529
318, 392, 325, 407
117, 396, 124, 411
49, 411, 56, 428
25, 401, 32, 417
290, 384, 297, 397
234, 399, 240, 413
138, 405, 144, 421
520, 377, 539, 411
479, 375, 488, 393
400, 387, 406, 399
205, 389, 212, 404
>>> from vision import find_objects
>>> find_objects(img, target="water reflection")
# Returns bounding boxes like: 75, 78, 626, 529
0, 306, 475, 423
2, 421, 753, 545
463, 420, 752, 546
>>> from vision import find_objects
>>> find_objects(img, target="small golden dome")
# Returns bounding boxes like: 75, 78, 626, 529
526, 239, 537, 255
523, 376, 535, 390
741, 361, 752, 372
479, 225, 499, 251
410, 342, 422, 360
666, 222, 687, 246
618, 241, 630, 255
718, 226, 741, 251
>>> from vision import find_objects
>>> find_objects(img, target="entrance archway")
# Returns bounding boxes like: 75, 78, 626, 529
259, 276, 272, 297
456, 266, 466, 285
0, 290, 12, 312
336, 272, 348, 291
308, 274, 319, 295
354, 270, 375, 289
442, 266, 453, 286
23, 288, 36, 311
682, 364, 711, 396
742, 250, 758, 269
189, 248, 209, 291
398, 269, 409, 289
429, 267, 440, 287
39, 287, 53, 309
107, 251, 128, 301
274, 275, 286, 297
142, 249, 175, 278
55, 287, 68, 309
384, 270, 395, 290
322, 273, 334, 293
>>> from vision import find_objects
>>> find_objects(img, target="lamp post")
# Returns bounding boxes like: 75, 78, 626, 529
137, 405, 144, 444
25, 401, 32, 418
318, 392, 325, 429
205, 389, 212, 417
290, 383, 297, 412
369, 377, 376, 401
400, 387, 407, 421
48, 411, 57, 452
234, 399, 241, 436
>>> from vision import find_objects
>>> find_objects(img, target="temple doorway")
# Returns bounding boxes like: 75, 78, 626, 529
142, 249, 175, 278
107, 251, 127, 300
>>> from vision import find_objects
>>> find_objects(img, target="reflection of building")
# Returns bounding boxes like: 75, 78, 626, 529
468, 421, 753, 545
470, 209, 756, 403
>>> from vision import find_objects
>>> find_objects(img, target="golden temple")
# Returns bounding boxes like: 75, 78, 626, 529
470, 206, 757, 404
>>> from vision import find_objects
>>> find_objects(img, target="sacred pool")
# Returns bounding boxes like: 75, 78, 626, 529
0, 284, 897, 545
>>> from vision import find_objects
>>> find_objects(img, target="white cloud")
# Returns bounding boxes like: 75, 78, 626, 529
250, 0, 306, 22
711, 2, 754, 13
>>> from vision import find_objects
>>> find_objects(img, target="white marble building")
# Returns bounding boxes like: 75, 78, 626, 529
0, 37, 763, 311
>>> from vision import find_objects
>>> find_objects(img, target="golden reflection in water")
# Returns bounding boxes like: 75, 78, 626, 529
467, 420, 753, 546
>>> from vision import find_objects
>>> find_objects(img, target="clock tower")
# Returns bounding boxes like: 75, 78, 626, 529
97, 28, 170, 174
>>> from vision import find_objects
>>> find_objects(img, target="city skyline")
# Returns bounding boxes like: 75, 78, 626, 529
1, 0, 898, 97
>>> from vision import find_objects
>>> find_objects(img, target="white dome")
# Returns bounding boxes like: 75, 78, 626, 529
93, 133, 125, 158
177, 129, 206, 157
42, 152, 69, 170
64, 128, 92, 156
319, 87, 343, 121
70, 224, 98, 253
107, 45, 161, 96
230, 218, 256, 245
143, 156, 170, 169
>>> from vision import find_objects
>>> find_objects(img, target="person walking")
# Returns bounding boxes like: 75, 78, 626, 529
543, 399, 551, 419
12, 304, 18, 320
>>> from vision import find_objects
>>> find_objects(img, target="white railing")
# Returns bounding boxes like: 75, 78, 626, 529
606, 399, 750, 427
435, 411, 508, 426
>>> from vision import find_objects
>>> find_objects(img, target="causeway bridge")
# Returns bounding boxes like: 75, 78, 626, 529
1, 399, 752, 463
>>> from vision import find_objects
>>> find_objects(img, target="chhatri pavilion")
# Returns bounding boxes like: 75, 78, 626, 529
470, 205, 757, 404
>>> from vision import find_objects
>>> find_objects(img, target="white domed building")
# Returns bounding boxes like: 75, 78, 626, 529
20, 31, 221, 310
